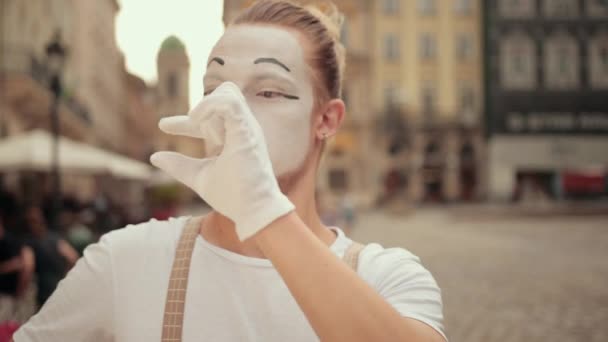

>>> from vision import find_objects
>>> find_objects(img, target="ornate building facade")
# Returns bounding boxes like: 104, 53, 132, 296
0, 0, 165, 207
0, 0, 127, 150
484, 0, 608, 200
370, 0, 485, 204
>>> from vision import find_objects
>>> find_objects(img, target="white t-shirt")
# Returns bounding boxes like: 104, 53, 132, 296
14, 216, 445, 341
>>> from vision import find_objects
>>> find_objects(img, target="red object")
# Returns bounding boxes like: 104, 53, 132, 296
562, 172, 605, 194
0, 320, 20, 342
152, 206, 177, 220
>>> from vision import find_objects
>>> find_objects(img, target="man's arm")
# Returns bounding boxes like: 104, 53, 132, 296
255, 212, 446, 342
57, 239, 79, 268
16, 246, 35, 297
0, 257, 22, 274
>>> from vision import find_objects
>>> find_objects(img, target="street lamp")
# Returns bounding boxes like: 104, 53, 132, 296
45, 31, 67, 229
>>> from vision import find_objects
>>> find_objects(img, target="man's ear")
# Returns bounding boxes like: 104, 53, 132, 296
314, 99, 345, 140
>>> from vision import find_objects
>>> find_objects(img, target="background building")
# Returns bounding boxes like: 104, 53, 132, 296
483, 0, 608, 201
155, 36, 205, 159
0, 0, 93, 142
0, 0, 165, 209
123, 71, 158, 161
224, 0, 486, 207
370, 0, 485, 205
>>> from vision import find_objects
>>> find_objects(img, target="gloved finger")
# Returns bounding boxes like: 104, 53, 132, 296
160, 111, 226, 152
159, 115, 204, 138
199, 114, 225, 151
150, 151, 214, 187
188, 94, 228, 123
208, 82, 266, 147
188, 92, 234, 150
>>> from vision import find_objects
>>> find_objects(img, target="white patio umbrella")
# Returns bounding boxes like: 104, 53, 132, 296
0, 129, 151, 180
104, 152, 152, 180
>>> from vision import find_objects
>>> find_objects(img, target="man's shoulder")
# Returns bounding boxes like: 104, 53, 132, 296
100, 216, 191, 257
359, 243, 421, 265
357, 242, 434, 286
357, 243, 445, 340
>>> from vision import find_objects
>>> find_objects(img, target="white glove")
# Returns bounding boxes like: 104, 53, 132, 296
150, 82, 295, 240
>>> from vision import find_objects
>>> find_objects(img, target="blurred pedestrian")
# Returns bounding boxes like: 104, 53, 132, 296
24, 206, 78, 308
339, 193, 356, 235
63, 209, 95, 256
0, 215, 35, 323
0, 179, 18, 230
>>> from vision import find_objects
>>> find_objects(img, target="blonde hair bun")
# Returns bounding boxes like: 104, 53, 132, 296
304, 2, 344, 43
304, 1, 346, 88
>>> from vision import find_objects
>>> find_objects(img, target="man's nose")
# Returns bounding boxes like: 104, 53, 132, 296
215, 81, 247, 101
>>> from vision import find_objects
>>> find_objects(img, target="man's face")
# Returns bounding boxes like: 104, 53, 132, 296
204, 25, 315, 177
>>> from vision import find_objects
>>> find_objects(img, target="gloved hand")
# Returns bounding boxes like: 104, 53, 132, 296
150, 82, 295, 240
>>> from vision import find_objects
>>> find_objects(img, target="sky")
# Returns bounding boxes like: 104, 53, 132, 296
116, 0, 225, 108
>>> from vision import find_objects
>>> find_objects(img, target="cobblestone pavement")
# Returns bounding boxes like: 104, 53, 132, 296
349, 208, 608, 342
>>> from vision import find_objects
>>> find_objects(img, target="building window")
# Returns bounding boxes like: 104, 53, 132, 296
500, 32, 537, 90
383, 0, 400, 15
454, 0, 473, 15
341, 18, 349, 47
544, 32, 579, 89
499, 0, 535, 18
419, 33, 437, 60
384, 33, 400, 61
459, 84, 475, 112
418, 0, 436, 15
167, 72, 178, 98
587, 0, 608, 17
589, 32, 608, 89
421, 84, 436, 121
543, 0, 579, 18
384, 82, 401, 109
458, 83, 477, 125
329, 169, 348, 191
456, 33, 474, 62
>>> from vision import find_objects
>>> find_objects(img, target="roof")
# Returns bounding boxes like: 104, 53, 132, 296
160, 35, 186, 52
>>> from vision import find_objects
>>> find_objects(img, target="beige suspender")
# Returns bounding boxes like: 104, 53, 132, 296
161, 216, 365, 342
343, 240, 365, 271
161, 216, 203, 342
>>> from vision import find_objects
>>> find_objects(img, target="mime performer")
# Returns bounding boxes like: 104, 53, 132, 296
13, 1, 446, 341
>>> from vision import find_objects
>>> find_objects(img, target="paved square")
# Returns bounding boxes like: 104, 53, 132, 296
350, 208, 608, 342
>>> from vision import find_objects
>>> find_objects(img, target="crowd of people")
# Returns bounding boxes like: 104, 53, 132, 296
0, 182, 142, 331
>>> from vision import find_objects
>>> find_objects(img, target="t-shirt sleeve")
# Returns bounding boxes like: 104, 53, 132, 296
358, 244, 446, 340
13, 233, 115, 342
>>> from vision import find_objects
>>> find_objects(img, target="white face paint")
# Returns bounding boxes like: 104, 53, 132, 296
203, 25, 315, 176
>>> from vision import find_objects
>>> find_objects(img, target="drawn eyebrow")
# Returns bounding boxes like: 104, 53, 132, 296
254, 57, 291, 72
207, 57, 225, 67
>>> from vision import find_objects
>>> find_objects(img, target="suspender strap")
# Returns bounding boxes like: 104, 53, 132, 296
343, 241, 365, 272
161, 217, 365, 342
161, 216, 203, 342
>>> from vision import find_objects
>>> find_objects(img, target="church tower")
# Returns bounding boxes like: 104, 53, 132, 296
156, 36, 204, 158
157, 35, 189, 117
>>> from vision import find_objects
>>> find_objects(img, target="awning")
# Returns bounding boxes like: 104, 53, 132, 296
0, 129, 151, 180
